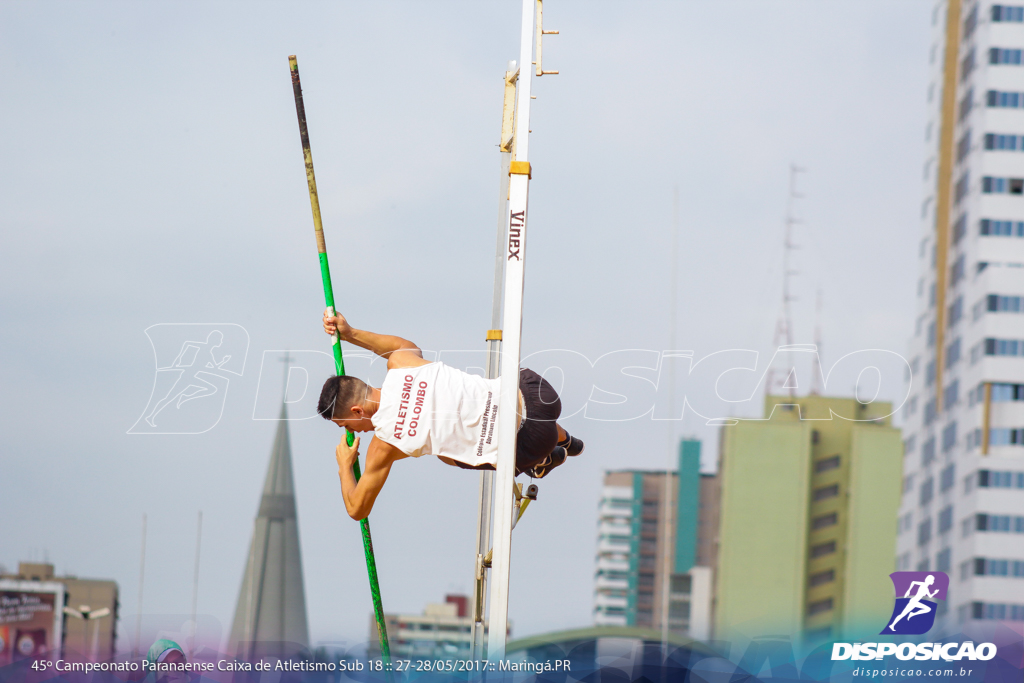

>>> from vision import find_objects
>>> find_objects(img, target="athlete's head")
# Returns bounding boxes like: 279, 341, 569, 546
318, 375, 375, 432
924, 574, 935, 585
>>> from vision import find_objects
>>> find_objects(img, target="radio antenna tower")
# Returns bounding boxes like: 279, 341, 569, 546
765, 164, 805, 398
811, 286, 824, 395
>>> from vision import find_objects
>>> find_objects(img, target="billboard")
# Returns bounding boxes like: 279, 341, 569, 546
0, 581, 65, 666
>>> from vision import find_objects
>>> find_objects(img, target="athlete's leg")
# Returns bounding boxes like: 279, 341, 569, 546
145, 378, 185, 426
555, 422, 585, 456
906, 604, 931, 620
889, 605, 914, 629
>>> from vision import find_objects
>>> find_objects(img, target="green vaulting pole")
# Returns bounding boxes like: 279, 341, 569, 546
288, 55, 392, 667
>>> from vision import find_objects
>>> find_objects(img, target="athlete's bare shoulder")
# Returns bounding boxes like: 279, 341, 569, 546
386, 349, 429, 370
367, 434, 411, 465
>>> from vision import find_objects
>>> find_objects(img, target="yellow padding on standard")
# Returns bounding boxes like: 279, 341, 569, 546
509, 161, 532, 178
486, 329, 503, 341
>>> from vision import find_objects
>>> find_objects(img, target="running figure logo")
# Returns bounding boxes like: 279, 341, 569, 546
129, 324, 249, 434
880, 571, 949, 635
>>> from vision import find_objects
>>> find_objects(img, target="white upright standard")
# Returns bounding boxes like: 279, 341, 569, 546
486, 0, 536, 663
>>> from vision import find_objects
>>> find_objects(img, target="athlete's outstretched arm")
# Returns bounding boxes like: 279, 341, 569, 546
336, 434, 406, 520
903, 581, 923, 598
323, 310, 422, 361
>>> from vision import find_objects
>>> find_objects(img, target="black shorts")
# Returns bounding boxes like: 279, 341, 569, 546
452, 367, 561, 473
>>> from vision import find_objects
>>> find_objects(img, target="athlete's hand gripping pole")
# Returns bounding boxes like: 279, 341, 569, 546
288, 55, 393, 671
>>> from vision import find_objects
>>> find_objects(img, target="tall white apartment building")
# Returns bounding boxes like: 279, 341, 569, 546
901, 0, 1024, 635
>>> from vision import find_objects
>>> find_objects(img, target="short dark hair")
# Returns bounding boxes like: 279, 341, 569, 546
318, 375, 369, 420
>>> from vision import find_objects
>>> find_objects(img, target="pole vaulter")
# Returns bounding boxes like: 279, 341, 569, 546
288, 1, 574, 669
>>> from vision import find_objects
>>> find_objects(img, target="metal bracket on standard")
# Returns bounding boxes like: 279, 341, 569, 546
534, 0, 560, 76
481, 480, 539, 568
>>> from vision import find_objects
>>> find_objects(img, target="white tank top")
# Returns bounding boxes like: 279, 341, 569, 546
371, 362, 502, 467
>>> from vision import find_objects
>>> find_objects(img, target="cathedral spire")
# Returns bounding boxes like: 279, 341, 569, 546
228, 402, 309, 657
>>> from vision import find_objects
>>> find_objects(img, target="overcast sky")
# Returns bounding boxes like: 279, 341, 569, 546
0, 0, 930, 651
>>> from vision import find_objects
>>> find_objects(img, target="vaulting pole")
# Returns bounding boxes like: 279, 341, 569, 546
486, 0, 536, 662
288, 55, 392, 668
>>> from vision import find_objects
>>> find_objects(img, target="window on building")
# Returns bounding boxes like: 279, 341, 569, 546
988, 427, 1024, 445
980, 218, 1024, 236
976, 558, 1011, 576
922, 437, 936, 465
988, 294, 1024, 313
807, 598, 833, 616
984, 133, 1024, 151
668, 601, 690, 619
958, 130, 972, 161
939, 505, 954, 534
955, 172, 970, 204
964, 3, 978, 37
953, 213, 968, 243
987, 90, 1024, 108
983, 176, 1002, 193
670, 574, 691, 594
944, 380, 959, 408
920, 477, 934, 506
813, 484, 838, 502
942, 421, 958, 452
989, 48, 1024, 65
918, 518, 933, 546
949, 296, 964, 327
941, 464, 956, 492
984, 338, 1024, 356
993, 5, 1024, 22
976, 514, 1022, 533
812, 512, 838, 531
973, 299, 985, 322
950, 254, 966, 286
815, 455, 840, 473
810, 541, 836, 558
937, 547, 952, 573
977, 469, 1024, 488
963, 48, 976, 81
994, 383, 1023, 401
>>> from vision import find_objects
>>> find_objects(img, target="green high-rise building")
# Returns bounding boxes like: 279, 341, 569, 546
715, 394, 903, 645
